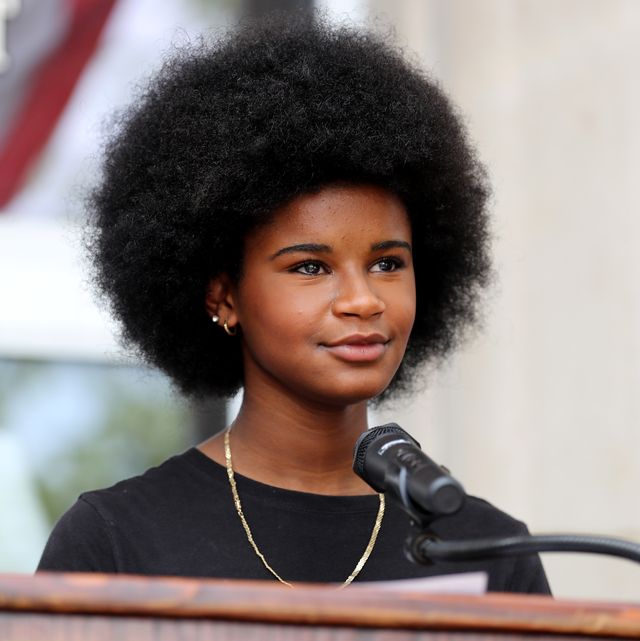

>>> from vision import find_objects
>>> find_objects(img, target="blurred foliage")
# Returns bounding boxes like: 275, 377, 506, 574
0, 361, 42, 428
0, 360, 195, 526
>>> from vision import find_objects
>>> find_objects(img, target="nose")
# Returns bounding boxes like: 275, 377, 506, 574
331, 269, 386, 319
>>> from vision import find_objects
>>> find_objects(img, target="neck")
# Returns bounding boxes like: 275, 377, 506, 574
200, 383, 375, 496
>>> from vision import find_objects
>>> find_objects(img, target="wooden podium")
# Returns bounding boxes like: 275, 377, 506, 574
1, 573, 639, 640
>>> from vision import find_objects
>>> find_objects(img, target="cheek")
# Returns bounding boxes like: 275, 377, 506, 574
238, 282, 327, 348
390, 279, 417, 333
406, 294, 417, 330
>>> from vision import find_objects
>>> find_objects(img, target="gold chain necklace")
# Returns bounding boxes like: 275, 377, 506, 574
224, 429, 385, 589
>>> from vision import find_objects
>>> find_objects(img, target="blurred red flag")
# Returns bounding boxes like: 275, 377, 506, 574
0, 0, 117, 208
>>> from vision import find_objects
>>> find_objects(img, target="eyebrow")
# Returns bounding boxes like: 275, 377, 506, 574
371, 240, 412, 253
270, 240, 412, 260
270, 243, 332, 260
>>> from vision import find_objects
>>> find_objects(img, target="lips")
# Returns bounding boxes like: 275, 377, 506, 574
322, 333, 389, 362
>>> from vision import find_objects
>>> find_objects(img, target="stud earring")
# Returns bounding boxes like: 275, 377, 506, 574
211, 314, 220, 324
223, 320, 237, 336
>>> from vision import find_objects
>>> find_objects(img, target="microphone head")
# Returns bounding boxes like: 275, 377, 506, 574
352, 423, 420, 489
353, 423, 465, 517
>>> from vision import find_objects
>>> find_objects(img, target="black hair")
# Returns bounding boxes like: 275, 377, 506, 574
88, 14, 491, 400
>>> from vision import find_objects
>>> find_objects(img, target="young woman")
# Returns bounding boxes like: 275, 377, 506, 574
38, 15, 550, 593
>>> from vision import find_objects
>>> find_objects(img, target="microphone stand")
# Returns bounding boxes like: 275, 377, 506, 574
352, 424, 640, 568
407, 530, 640, 566
386, 469, 640, 567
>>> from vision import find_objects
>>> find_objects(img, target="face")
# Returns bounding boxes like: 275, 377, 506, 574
213, 184, 416, 406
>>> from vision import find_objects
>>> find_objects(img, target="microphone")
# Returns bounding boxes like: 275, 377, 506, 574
354, 425, 640, 568
352, 423, 466, 521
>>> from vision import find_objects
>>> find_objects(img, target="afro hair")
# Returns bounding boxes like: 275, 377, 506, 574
87, 14, 491, 400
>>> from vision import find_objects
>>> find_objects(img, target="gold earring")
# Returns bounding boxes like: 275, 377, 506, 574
223, 320, 237, 336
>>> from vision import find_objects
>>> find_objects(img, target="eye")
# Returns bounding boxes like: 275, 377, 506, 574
290, 260, 329, 275
370, 256, 404, 272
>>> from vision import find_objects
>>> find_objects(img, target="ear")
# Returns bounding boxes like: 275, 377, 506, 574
205, 274, 239, 327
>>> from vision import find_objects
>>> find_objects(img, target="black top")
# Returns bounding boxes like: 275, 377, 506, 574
38, 449, 550, 593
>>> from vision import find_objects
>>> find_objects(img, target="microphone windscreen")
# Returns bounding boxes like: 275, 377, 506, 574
352, 423, 420, 477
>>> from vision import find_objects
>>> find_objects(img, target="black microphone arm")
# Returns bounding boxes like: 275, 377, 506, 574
408, 532, 640, 566
353, 424, 640, 567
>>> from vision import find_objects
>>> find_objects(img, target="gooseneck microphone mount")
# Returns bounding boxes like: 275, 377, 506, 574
353, 424, 640, 567
407, 532, 640, 566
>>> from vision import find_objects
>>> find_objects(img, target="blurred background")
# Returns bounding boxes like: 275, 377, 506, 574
0, 0, 638, 601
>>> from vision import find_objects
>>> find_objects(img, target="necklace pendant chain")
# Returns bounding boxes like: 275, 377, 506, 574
224, 429, 385, 589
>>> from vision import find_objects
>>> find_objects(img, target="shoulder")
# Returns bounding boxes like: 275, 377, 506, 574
79, 449, 203, 516
37, 496, 116, 572
38, 450, 206, 574
432, 496, 552, 595
438, 495, 530, 538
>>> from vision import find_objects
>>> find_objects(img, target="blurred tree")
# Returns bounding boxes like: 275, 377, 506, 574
0, 360, 196, 525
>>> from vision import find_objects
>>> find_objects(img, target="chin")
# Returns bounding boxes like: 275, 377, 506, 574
308, 378, 393, 407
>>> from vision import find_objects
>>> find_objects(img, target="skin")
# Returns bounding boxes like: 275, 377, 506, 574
200, 184, 416, 495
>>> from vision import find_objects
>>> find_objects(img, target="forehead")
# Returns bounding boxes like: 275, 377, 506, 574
249, 184, 411, 251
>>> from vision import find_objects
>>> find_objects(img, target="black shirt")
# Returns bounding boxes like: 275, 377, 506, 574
38, 448, 551, 593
